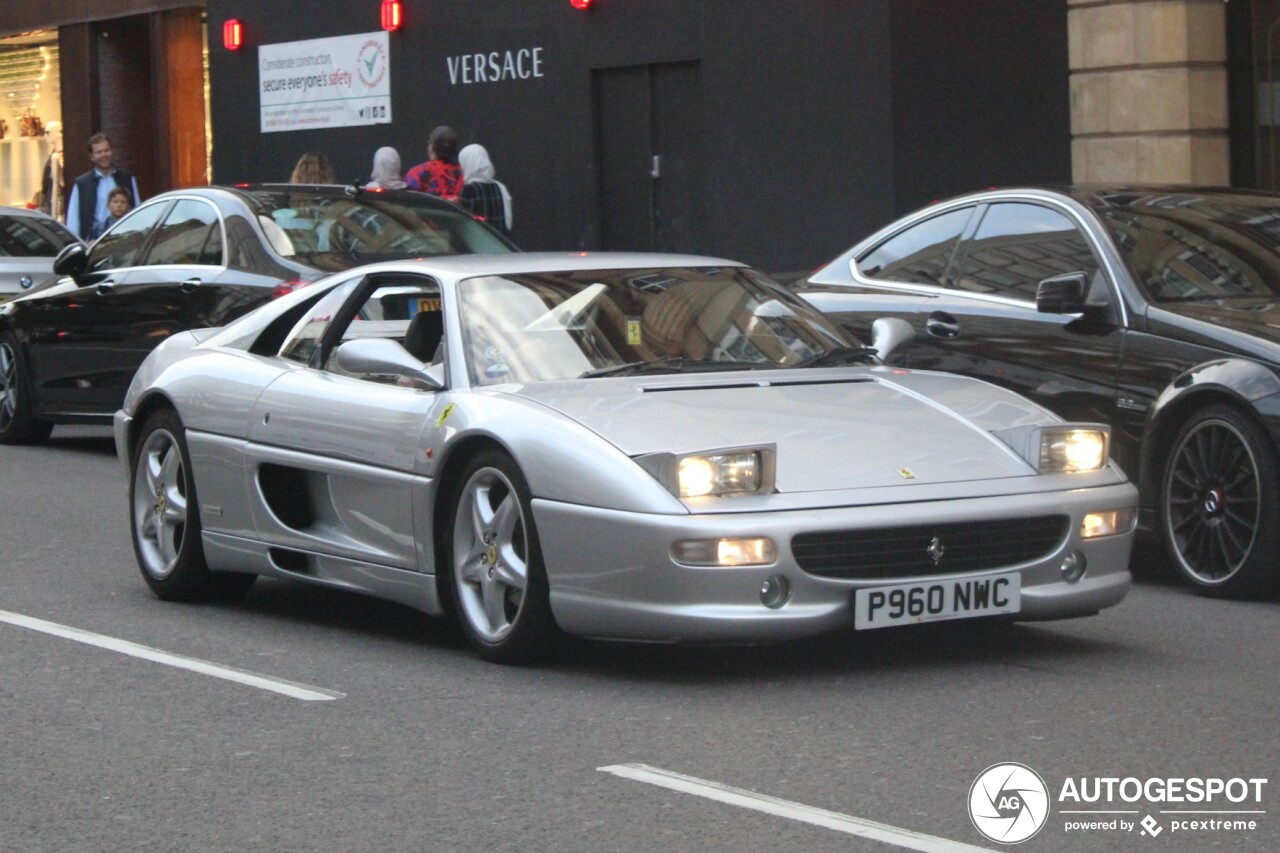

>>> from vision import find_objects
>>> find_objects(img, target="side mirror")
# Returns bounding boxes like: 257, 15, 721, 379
52, 242, 88, 277
1036, 271, 1093, 314
333, 338, 443, 390
871, 316, 914, 361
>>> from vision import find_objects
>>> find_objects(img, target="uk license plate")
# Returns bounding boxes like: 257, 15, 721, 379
854, 573, 1021, 630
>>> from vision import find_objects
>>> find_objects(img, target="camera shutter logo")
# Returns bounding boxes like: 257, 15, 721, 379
968, 762, 1050, 844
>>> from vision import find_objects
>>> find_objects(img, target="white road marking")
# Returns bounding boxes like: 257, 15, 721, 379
0, 609, 344, 701
599, 763, 996, 853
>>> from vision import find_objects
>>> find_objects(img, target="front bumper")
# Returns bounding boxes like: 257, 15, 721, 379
535, 482, 1136, 642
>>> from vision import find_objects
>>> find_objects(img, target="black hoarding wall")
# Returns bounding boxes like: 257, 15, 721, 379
206, 1, 1067, 273
888, 0, 1072, 215
206, 0, 893, 272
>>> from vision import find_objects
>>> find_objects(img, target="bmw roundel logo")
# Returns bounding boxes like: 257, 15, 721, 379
968, 762, 1050, 844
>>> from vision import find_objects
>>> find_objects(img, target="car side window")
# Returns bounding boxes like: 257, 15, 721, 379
86, 201, 170, 273
954, 202, 1100, 301
856, 208, 972, 286
143, 199, 224, 267
278, 278, 363, 364
324, 280, 446, 383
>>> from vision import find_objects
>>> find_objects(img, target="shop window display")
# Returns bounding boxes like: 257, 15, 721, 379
0, 32, 61, 211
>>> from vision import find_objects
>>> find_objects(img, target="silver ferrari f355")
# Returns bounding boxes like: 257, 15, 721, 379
113, 253, 1136, 662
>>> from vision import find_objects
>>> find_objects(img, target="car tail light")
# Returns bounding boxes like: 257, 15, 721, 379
272, 279, 312, 299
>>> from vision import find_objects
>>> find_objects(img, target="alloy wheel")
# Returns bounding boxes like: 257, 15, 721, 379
132, 427, 190, 579
1164, 417, 1260, 585
452, 465, 530, 642
0, 340, 16, 433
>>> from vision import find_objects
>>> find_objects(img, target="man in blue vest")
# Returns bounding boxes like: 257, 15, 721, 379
65, 132, 142, 240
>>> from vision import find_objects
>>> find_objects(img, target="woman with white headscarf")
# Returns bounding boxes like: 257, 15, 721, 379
365, 146, 407, 190
458, 143, 513, 236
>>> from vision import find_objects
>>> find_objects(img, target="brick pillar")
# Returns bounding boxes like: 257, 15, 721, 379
1069, 0, 1229, 184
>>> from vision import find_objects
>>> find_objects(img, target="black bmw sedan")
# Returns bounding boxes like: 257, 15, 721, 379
796, 186, 1280, 599
0, 184, 514, 445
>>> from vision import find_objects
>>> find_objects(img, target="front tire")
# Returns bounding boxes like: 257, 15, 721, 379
1161, 404, 1280, 598
0, 331, 52, 445
130, 408, 255, 601
447, 450, 559, 663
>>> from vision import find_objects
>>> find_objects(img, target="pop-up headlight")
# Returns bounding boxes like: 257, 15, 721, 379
1040, 426, 1108, 473
637, 446, 776, 498
994, 424, 1110, 474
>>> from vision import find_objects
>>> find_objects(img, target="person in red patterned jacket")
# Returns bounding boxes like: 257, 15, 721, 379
405, 126, 463, 201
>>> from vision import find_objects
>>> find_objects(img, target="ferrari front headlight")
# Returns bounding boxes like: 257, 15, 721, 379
636, 445, 776, 499
993, 423, 1111, 474
1040, 427, 1108, 473
678, 452, 761, 497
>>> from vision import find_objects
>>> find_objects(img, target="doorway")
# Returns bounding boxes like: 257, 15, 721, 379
593, 61, 703, 253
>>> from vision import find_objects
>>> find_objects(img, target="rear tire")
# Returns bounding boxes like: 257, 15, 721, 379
1160, 404, 1280, 599
446, 449, 560, 663
130, 408, 255, 601
0, 331, 52, 445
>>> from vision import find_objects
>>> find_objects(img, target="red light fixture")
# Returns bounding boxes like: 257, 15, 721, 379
381, 0, 403, 31
222, 19, 243, 50
271, 279, 315, 299
570, 0, 593, 8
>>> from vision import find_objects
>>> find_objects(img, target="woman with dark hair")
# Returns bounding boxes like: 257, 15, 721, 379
405, 126, 463, 201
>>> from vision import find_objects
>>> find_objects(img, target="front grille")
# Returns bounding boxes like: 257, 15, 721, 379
792, 515, 1069, 580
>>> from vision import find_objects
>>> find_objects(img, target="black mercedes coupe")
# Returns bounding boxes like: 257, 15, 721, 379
796, 186, 1280, 599
0, 184, 514, 446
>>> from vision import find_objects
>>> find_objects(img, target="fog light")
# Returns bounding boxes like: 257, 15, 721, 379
760, 575, 790, 609
1081, 507, 1136, 538
1060, 551, 1087, 583
671, 537, 777, 567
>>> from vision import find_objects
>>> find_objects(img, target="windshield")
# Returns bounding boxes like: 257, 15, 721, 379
242, 188, 513, 262
1093, 192, 1280, 302
456, 266, 856, 386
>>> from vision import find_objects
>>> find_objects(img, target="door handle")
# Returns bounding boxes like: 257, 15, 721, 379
650, 155, 661, 179
925, 312, 960, 339
181, 278, 203, 292
95, 280, 116, 294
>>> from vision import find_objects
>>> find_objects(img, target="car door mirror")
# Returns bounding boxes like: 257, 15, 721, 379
333, 338, 443, 391
52, 242, 88, 277
871, 317, 914, 361
1036, 272, 1090, 314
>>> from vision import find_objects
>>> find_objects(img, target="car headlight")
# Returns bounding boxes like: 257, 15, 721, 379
993, 423, 1110, 474
1040, 426, 1108, 473
637, 446, 776, 498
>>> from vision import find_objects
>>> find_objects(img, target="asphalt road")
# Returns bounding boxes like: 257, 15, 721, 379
1, 426, 1276, 852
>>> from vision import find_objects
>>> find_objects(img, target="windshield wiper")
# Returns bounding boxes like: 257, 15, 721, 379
791, 346, 879, 368
579, 357, 766, 378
